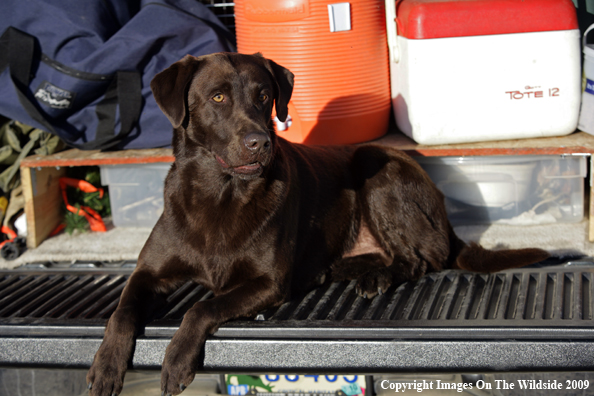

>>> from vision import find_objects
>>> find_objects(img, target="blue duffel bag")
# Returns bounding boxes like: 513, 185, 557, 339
0, 0, 233, 150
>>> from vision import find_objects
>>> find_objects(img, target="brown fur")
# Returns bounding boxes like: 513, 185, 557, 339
87, 53, 549, 396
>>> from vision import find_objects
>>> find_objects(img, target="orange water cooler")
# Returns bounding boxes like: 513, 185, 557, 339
235, 0, 391, 145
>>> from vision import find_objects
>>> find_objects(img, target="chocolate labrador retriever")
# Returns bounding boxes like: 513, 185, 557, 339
87, 52, 549, 396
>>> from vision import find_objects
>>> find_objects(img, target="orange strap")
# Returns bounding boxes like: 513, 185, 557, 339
0, 225, 17, 248
60, 177, 106, 232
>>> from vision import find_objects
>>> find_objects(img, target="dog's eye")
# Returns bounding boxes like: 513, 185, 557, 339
259, 94, 268, 103
212, 94, 225, 103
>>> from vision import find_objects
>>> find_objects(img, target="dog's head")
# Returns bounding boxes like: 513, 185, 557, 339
151, 53, 294, 179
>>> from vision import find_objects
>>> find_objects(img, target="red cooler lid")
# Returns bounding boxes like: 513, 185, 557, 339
395, 0, 578, 39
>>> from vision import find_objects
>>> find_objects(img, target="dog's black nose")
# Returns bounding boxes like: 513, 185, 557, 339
244, 132, 270, 152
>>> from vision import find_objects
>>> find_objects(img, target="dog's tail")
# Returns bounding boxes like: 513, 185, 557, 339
452, 241, 550, 273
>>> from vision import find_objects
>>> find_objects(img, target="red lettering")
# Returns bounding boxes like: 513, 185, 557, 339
506, 89, 550, 99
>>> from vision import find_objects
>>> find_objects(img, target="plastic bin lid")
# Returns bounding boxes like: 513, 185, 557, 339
395, 0, 578, 39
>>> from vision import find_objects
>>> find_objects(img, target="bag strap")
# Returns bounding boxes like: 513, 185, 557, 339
92, 70, 142, 150
0, 27, 142, 151
0, 28, 56, 136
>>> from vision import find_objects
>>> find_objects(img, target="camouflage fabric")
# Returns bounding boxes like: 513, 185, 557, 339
0, 119, 64, 193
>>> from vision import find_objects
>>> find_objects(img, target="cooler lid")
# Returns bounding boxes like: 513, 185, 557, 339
395, 0, 578, 39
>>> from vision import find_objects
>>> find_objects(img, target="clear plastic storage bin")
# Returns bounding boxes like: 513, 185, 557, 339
414, 155, 586, 226
100, 163, 171, 228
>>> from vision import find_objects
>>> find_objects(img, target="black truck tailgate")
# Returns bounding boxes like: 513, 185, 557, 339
1, 260, 594, 372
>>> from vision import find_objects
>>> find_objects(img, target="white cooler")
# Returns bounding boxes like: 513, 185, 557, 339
385, 0, 582, 145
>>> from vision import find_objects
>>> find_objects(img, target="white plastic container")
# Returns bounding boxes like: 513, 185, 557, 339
578, 24, 594, 134
100, 163, 171, 228
415, 155, 586, 225
385, 0, 582, 145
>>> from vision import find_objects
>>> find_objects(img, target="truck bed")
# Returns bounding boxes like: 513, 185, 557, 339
1, 259, 594, 373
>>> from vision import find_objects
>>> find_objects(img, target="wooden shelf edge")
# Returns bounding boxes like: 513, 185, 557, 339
371, 131, 594, 156
20, 147, 174, 169
403, 146, 593, 157
19, 131, 594, 170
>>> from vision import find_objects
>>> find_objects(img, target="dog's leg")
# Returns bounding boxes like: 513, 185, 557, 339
332, 253, 423, 298
160, 275, 283, 396
340, 147, 456, 299
332, 253, 389, 297
339, 211, 445, 299
87, 269, 171, 396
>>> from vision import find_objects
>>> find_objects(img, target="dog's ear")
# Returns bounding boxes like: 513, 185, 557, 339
151, 55, 200, 128
263, 57, 294, 123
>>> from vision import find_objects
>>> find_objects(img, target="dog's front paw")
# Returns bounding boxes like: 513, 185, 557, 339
161, 332, 201, 395
161, 363, 195, 396
355, 267, 392, 299
86, 344, 128, 396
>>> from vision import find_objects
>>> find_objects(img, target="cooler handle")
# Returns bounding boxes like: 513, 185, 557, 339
584, 24, 594, 48
385, 0, 400, 63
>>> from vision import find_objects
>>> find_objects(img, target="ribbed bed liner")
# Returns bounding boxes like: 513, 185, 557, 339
1, 260, 594, 371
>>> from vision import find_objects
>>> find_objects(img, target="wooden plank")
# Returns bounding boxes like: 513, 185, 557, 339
590, 191, 594, 243
590, 159, 594, 243
372, 131, 594, 156
18, 131, 594, 170
20, 147, 174, 168
21, 166, 68, 248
